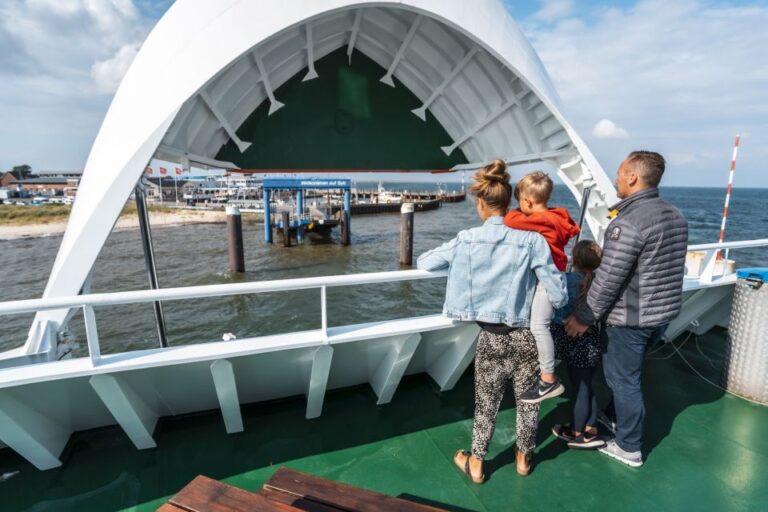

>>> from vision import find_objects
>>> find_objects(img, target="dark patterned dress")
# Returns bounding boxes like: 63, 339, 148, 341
552, 323, 601, 369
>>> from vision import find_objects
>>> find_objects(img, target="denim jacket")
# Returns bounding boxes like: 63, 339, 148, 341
552, 272, 584, 324
417, 216, 567, 327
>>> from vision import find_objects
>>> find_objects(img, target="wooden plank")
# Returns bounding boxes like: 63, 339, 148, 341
257, 487, 342, 512
169, 475, 302, 512
264, 468, 446, 512
156, 504, 184, 511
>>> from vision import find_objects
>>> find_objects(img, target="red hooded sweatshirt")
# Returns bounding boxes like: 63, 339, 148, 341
504, 208, 580, 271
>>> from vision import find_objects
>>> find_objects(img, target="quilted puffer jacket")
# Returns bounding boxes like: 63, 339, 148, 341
574, 187, 688, 328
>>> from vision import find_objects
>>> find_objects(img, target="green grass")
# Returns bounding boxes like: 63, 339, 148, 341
0, 203, 184, 226
0, 204, 72, 225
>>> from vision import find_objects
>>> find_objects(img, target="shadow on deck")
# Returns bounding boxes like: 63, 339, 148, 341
1, 327, 766, 511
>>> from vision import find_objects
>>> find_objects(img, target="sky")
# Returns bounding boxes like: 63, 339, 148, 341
0, 0, 766, 188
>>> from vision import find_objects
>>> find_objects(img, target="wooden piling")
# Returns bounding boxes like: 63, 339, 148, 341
226, 206, 245, 273
281, 211, 291, 247
399, 203, 415, 267
341, 211, 351, 246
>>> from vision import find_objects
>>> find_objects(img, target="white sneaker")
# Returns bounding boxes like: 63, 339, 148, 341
599, 439, 643, 467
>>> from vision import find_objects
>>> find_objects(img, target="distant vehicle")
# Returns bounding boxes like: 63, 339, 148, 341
31, 196, 49, 205
14, 200, 26, 206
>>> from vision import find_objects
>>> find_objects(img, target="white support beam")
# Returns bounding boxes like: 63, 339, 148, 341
198, 90, 252, 153
450, 149, 576, 172
541, 126, 564, 142
412, 48, 479, 121
0, 392, 70, 470
210, 359, 243, 434
370, 333, 421, 405
303, 23, 319, 82
305, 346, 333, 419
508, 77, 544, 152
155, 144, 237, 170
381, 15, 423, 87
426, 324, 480, 391
665, 286, 734, 341
89, 374, 158, 450
441, 99, 517, 155
248, 50, 285, 115
347, 10, 363, 64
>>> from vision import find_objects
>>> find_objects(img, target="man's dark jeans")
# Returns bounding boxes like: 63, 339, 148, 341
602, 324, 667, 453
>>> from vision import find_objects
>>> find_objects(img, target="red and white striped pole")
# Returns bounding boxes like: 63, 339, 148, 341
718, 134, 740, 262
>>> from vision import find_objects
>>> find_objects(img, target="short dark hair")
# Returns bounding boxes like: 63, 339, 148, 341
626, 151, 665, 187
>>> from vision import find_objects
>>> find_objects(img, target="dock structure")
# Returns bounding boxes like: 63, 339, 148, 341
262, 178, 352, 245
352, 188, 465, 204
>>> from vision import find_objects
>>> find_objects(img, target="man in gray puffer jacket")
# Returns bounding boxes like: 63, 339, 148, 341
565, 151, 688, 467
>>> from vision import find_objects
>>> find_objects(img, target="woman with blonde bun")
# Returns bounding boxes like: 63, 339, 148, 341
417, 159, 567, 483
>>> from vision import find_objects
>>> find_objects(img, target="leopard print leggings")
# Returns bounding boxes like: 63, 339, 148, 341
471, 328, 541, 459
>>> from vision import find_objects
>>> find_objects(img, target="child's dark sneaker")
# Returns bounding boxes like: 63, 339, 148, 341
567, 431, 606, 450
552, 424, 577, 442
520, 376, 565, 404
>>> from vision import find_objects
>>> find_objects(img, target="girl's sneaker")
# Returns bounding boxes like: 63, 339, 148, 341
520, 377, 565, 403
567, 431, 606, 450
552, 424, 577, 443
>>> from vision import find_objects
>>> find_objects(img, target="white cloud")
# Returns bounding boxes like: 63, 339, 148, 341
533, 0, 574, 22
91, 41, 140, 93
593, 119, 628, 139
524, 0, 768, 185
0, 1, 158, 171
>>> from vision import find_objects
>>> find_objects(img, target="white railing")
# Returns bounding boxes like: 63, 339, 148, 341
1, 238, 767, 366
0, 269, 448, 365
686, 239, 768, 284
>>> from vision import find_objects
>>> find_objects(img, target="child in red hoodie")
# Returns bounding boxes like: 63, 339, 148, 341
506, 171, 580, 403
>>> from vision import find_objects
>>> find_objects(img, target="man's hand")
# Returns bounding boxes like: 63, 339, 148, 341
564, 315, 590, 337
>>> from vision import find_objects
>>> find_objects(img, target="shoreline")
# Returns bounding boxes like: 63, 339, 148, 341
0, 210, 230, 241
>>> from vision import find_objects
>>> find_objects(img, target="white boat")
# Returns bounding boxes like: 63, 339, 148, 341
376, 182, 402, 204
0, 0, 764, 477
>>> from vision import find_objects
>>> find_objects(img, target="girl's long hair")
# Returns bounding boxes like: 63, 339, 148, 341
572, 240, 603, 301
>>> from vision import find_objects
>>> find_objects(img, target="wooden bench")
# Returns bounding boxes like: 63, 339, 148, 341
159, 468, 446, 511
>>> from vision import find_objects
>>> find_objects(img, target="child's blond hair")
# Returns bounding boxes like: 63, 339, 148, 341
514, 171, 553, 204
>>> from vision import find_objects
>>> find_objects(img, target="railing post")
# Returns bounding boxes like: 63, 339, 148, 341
83, 305, 101, 364
321, 285, 328, 338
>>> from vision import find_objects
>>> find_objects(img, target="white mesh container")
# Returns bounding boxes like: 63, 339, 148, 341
722, 268, 768, 404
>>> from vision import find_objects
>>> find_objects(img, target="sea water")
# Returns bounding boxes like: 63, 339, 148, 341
0, 185, 765, 354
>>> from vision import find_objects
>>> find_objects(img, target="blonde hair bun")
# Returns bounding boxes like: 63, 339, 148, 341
469, 159, 512, 211
477, 159, 509, 183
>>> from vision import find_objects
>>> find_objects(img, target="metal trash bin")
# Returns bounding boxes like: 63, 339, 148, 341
722, 268, 768, 404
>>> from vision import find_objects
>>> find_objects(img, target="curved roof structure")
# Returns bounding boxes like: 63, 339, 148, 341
30, 0, 618, 345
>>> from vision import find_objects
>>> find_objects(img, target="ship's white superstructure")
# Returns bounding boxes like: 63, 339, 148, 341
0, 0, 763, 472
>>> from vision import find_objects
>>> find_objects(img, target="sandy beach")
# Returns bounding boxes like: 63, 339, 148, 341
0, 209, 229, 240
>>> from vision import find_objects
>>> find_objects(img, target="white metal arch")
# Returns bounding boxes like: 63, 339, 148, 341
29, 0, 617, 349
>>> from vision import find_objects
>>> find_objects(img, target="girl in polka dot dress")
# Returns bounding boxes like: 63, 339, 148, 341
550, 240, 606, 449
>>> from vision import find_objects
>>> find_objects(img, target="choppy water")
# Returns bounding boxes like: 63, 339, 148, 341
1, 185, 766, 354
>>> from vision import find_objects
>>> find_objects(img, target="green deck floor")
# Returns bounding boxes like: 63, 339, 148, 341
1, 327, 767, 511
